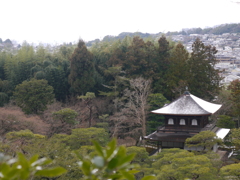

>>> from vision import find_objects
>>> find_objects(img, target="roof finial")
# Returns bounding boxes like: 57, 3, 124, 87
184, 86, 190, 95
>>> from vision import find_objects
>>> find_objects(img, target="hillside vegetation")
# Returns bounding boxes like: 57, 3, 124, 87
1, 30, 240, 179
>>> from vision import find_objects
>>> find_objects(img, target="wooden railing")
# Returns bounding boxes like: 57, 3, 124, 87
157, 126, 201, 133
156, 123, 217, 134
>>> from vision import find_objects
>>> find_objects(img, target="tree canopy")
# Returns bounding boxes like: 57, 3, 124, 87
13, 79, 54, 114
68, 40, 96, 95
185, 131, 222, 152
188, 38, 221, 99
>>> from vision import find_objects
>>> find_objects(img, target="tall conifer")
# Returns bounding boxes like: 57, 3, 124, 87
68, 40, 95, 95
188, 38, 221, 99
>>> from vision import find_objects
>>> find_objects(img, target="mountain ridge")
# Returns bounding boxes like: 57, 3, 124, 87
86, 23, 240, 46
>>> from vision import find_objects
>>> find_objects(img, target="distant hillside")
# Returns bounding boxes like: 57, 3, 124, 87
180, 23, 240, 35
86, 23, 240, 46
0, 38, 22, 52
0, 38, 13, 49
86, 32, 161, 46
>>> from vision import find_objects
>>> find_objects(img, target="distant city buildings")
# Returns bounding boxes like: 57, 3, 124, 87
168, 33, 240, 86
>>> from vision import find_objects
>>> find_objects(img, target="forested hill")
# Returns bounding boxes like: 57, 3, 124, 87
86, 32, 161, 46
180, 23, 240, 35
86, 23, 240, 46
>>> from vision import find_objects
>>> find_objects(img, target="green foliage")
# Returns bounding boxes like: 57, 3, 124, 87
122, 36, 157, 79
0, 92, 8, 107
152, 148, 218, 180
52, 108, 78, 125
208, 23, 240, 35
203, 151, 223, 170
0, 35, 222, 108
63, 128, 109, 150
4, 43, 36, 88
230, 128, 240, 150
77, 146, 96, 157
126, 146, 149, 166
185, 131, 222, 152
94, 122, 109, 132
45, 63, 70, 101
147, 93, 169, 134
99, 66, 128, 98
157, 36, 172, 72
0, 52, 8, 80
68, 40, 96, 95
169, 23, 240, 35
29, 47, 71, 102
6, 130, 45, 141
228, 79, 240, 117
220, 162, 240, 179
13, 79, 54, 114
148, 93, 169, 109
152, 36, 172, 95
77, 138, 155, 180
22, 134, 83, 180
99, 114, 109, 121
216, 89, 233, 116
217, 115, 236, 129
188, 38, 221, 99
126, 146, 151, 180
0, 153, 66, 180
165, 43, 189, 99
4, 130, 45, 155
94, 114, 110, 132
0, 79, 11, 94
78, 92, 96, 100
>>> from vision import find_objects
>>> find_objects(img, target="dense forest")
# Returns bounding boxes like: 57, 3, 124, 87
1, 34, 240, 179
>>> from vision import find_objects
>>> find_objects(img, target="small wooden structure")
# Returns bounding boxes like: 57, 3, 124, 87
143, 90, 227, 151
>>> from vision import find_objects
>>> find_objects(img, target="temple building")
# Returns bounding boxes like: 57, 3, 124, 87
143, 90, 230, 152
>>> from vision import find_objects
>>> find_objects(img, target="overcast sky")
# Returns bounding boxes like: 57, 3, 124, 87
1, 0, 240, 44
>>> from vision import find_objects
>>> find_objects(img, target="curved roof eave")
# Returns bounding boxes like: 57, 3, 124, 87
151, 93, 222, 116
150, 112, 212, 116
190, 94, 222, 114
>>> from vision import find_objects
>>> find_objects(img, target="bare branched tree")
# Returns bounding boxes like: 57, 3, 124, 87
110, 108, 142, 139
109, 77, 151, 141
128, 77, 151, 136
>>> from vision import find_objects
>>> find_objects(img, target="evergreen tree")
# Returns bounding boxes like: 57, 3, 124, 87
165, 43, 189, 99
0, 51, 7, 80
147, 93, 169, 134
157, 35, 171, 71
152, 35, 172, 95
188, 38, 221, 99
45, 65, 69, 101
227, 79, 240, 126
14, 79, 54, 114
123, 36, 156, 79
68, 40, 95, 95
31, 52, 70, 102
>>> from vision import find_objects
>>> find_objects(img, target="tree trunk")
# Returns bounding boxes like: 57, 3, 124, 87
89, 106, 92, 127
